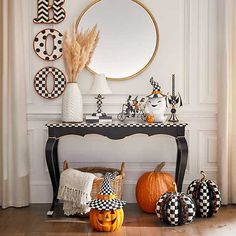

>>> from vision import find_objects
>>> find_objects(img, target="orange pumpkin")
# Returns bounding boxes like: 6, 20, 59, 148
135, 162, 175, 213
89, 208, 124, 232
146, 114, 154, 123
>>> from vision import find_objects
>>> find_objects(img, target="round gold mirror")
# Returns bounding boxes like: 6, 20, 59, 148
76, 0, 159, 81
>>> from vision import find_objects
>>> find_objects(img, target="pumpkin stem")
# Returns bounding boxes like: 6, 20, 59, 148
200, 171, 207, 182
154, 162, 166, 172
173, 182, 178, 194
63, 160, 68, 171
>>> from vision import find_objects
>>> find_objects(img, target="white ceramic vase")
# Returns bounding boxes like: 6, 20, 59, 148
62, 83, 83, 122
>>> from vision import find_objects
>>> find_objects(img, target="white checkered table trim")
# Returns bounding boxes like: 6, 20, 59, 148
46, 122, 188, 128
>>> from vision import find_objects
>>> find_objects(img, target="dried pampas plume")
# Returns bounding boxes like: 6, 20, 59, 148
63, 23, 99, 83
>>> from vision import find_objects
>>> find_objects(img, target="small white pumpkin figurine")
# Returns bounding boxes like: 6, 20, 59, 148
145, 77, 167, 123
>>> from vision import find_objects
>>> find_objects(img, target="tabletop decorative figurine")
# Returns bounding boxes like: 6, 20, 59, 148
87, 172, 126, 232
145, 77, 167, 123
117, 95, 146, 121
167, 74, 183, 122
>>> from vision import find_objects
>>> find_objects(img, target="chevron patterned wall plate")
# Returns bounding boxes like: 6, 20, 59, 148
33, 0, 66, 24
33, 28, 63, 61
34, 67, 67, 99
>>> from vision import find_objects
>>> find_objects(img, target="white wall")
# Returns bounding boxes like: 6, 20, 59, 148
26, 0, 219, 203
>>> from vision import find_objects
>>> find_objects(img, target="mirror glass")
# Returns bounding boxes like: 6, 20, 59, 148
77, 0, 159, 80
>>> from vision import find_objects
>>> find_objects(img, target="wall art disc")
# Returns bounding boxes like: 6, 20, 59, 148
33, 0, 66, 24
33, 28, 63, 61
34, 66, 66, 99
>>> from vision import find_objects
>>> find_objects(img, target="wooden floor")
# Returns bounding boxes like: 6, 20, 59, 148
0, 204, 236, 236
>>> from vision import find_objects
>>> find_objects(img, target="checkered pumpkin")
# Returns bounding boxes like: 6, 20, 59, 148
156, 183, 195, 226
187, 171, 221, 218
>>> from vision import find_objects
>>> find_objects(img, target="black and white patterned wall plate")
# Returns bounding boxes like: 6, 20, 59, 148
34, 67, 66, 99
33, 0, 66, 24
33, 29, 63, 61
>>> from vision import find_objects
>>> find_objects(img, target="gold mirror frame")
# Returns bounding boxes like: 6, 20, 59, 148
76, 0, 159, 81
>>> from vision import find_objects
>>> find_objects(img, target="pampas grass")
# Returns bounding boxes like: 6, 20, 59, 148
63, 23, 99, 83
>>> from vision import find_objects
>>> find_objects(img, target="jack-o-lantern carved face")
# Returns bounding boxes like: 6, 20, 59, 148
89, 208, 124, 232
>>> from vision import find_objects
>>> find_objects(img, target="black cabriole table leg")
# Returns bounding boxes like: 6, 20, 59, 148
44, 123, 188, 216
175, 136, 188, 192
45, 137, 60, 216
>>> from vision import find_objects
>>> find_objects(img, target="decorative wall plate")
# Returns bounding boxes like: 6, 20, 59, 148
33, 28, 63, 61
33, 0, 66, 24
34, 66, 66, 99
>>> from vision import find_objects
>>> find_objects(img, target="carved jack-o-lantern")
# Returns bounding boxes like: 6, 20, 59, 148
87, 172, 126, 232
90, 208, 124, 232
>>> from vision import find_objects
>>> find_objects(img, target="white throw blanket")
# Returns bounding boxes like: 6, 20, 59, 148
57, 168, 96, 216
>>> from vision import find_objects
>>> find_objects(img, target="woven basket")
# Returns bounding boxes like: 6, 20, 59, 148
63, 161, 125, 199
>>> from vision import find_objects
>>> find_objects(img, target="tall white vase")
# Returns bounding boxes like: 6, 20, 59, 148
62, 83, 83, 122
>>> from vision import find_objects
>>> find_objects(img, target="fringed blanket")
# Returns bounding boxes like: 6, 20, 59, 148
57, 168, 96, 216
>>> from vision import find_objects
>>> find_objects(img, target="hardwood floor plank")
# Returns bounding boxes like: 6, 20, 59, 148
46, 233, 88, 236
125, 226, 141, 236
0, 204, 236, 235
88, 227, 126, 236
0, 234, 25, 236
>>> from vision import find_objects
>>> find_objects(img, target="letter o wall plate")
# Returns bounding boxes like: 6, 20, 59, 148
33, 28, 63, 61
34, 66, 66, 99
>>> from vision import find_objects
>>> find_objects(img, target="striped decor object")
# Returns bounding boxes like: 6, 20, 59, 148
33, 0, 66, 24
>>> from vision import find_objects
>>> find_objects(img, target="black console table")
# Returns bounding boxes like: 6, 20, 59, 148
45, 122, 188, 216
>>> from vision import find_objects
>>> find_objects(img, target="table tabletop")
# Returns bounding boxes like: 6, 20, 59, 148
46, 121, 188, 128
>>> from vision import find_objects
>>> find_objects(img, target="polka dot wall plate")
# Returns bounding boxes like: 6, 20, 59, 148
33, 28, 63, 61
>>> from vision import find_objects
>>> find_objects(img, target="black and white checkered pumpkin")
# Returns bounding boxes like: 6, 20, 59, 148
156, 183, 195, 226
187, 171, 221, 218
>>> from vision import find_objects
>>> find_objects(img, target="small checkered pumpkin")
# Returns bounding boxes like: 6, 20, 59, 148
187, 171, 221, 218
156, 183, 195, 226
